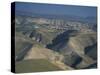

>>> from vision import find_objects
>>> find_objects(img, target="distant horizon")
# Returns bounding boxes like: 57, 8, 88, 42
15, 2, 97, 18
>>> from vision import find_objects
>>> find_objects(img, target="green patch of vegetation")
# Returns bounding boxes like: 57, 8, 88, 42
15, 59, 62, 73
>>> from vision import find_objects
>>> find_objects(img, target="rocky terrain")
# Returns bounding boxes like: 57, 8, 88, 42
15, 15, 97, 73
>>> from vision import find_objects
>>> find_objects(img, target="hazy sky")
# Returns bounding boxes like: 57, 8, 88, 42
15, 2, 97, 17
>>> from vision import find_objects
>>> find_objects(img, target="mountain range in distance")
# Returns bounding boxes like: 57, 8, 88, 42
15, 11, 97, 24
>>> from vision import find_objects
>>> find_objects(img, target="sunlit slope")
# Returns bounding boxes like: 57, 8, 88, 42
46, 31, 97, 68
69, 32, 97, 54
24, 46, 63, 60
64, 32, 97, 69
